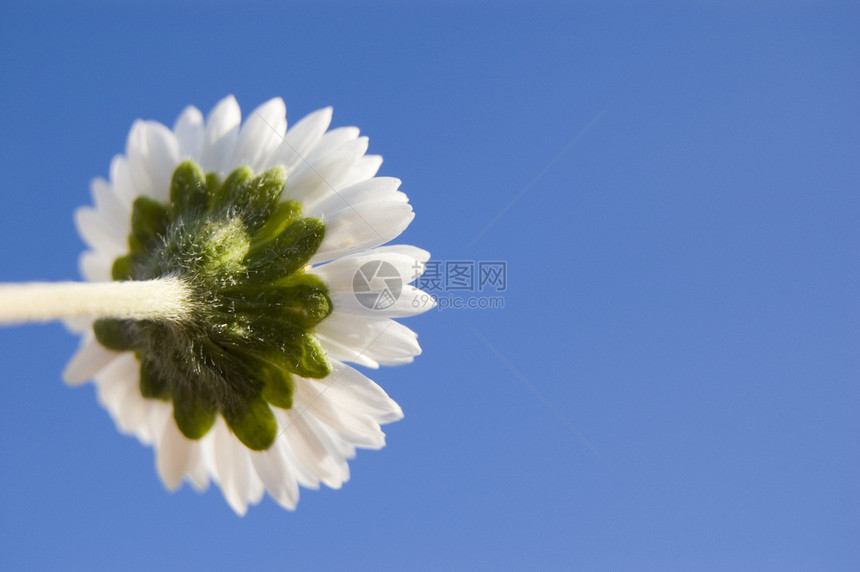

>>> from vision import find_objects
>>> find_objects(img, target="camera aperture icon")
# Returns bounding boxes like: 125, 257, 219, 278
352, 260, 403, 310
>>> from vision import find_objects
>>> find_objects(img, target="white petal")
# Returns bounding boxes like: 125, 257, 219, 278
210, 420, 266, 514
173, 105, 205, 161
310, 206, 414, 265
95, 366, 132, 417
315, 333, 380, 369
91, 178, 131, 238
201, 95, 241, 175
299, 420, 350, 489
283, 137, 369, 205
109, 155, 137, 207
230, 435, 265, 507
338, 154, 383, 188
200, 430, 219, 488
94, 353, 138, 427
74, 207, 127, 257
294, 378, 386, 449
266, 107, 332, 172
316, 313, 421, 367
277, 409, 345, 488
126, 121, 180, 202
230, 97, 287, 172
185, 442, 210, 492
328, 284, 433, 318
63, 316, 94, 334
312, 245, 430, 288
305, 177, 414, 262
125, 122, 154, 199
324, 360, 404, 424
301, 416, 351, 487
96, 358, 170, 448
267, 413, 321, 490
79, 250, 112, 282
156, 416, 192, 491
305, 127, 360, 162
63, 333, 120, 385
306, 176, 406, 214
252, 437, 299, 510
146, 404, 174, 447
143, 123, 181, 197
314, 422, 358, 459
117, 390, 164, 446
212, 419, 248, 515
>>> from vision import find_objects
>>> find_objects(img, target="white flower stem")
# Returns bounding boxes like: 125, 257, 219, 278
0, 278, 192, 326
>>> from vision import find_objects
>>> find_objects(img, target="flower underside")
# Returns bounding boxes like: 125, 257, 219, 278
94, 160, 332, 451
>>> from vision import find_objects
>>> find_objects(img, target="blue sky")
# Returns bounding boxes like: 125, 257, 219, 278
0, 1, 857, 570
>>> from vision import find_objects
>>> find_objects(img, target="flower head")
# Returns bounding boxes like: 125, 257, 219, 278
64, 96, 433, 514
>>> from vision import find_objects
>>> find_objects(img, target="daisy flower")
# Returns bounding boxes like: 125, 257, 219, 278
41, 96, 434, 514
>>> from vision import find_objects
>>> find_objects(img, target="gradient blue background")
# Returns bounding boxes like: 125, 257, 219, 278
0, 2, 857, 570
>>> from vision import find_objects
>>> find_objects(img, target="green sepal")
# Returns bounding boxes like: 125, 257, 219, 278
219, 276, 331, 330
130, 196, 170, 253
239, 315, 305, 354
275, 333, 332, 379
250, 200, 303, 248
205, 173, 222, 199
193, 217, 250, 277
223, 394, 277, 451
211, 166, 253, 213
139, 358, 171, 400
258, 361, 294, 410
173, 392, 217, 440
170, 160, 209, 216
93, 318, 138, 351
245, 218, 325, 282
271, 279, 332, 329
111, 255, 134, 280
240, 167, 287, 234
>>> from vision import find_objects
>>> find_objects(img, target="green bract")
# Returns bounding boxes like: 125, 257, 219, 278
94, 160, 332, 451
